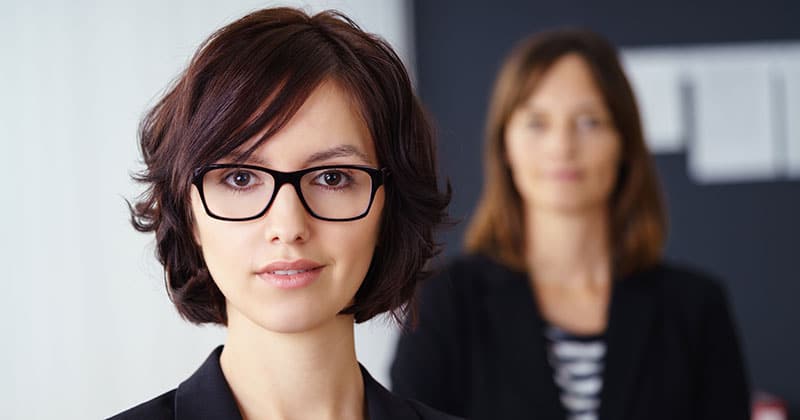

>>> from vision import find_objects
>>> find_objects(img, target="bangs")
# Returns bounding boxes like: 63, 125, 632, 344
182, 26, 342, 170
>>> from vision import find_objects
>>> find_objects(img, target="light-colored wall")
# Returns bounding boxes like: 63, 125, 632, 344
0, 2, 408, 418
622, 42, 800, 183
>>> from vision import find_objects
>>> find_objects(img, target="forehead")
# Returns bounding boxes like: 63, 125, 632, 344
524, 53, 607, 110
234, 81, 376, 169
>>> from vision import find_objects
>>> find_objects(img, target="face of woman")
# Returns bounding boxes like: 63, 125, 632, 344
190, 81, 384, 334
504, 53, 621, 214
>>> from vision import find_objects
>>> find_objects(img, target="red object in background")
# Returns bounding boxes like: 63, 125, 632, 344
752, 392, 787, 420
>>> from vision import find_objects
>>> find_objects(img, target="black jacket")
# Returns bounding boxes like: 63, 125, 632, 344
109, 346, 460, 420
391, 254, 750, 420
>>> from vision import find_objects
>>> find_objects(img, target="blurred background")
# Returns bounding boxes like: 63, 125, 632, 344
415, 1, 799, 418
0, 1, 797, 419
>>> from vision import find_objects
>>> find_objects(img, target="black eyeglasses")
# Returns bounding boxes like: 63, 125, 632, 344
192, 164, 387, 222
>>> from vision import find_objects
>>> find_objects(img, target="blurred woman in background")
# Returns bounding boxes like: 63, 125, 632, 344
391, 28, 749, 420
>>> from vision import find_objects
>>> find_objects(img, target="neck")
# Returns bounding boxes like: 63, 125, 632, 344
220, 312, 365, 420
525, 205, 612, 289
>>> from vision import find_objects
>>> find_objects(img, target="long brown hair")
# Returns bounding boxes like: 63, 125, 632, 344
464, 28, 666, 278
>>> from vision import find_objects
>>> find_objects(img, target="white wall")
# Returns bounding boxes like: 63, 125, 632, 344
0, 1, 410, 418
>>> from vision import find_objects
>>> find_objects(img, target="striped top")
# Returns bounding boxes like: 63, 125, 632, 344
544, 325, 607, 420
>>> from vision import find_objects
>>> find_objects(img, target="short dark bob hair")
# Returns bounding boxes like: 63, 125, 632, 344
130, 7, 450, 325
465, 28, 666, 278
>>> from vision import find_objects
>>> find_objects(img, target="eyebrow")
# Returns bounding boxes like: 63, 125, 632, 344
303, 145, 372, 166
524, 100, 606, 114
233, 144, 372, 167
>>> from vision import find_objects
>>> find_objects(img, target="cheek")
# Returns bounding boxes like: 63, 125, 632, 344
193, 221, 230, 277
504, 131, 522, 166
365, 190, 384, 241
505, 132, 543, 192
604, 137, 622, 175
503, 113, 544, 169
330, 193, 383, 268
587, 136, 622, 192
355, 195, 382, 247
190, 190, 257, 284
504, 128, 526, 169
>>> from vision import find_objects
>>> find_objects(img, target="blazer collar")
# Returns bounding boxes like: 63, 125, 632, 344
482, 261, 566, 419
361, 364, 423, 420
481, 257, 656, 420
597, 269, 656, 420
175, 346, 422, 420
174, 346, 242, 420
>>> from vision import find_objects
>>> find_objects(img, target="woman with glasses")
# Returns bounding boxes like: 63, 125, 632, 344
391, 29, 750, 420
109, 7, 455, 420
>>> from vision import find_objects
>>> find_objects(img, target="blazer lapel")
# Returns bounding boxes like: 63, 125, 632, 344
173, 348, 457, 420
598, 271, 656, 420
175, 346, 243, 420
483, 263, 566, 419
362, 364, 423, 420
173, 349, 420, 420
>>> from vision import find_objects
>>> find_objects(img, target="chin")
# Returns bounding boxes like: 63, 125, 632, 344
536, 198, 599, 214
252, 302, 349, 335
256, 310, 328, 334
528, 189, 604, 212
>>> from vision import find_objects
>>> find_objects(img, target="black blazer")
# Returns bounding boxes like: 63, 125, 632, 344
391, 254, 750, 420
109, 346, 461, 420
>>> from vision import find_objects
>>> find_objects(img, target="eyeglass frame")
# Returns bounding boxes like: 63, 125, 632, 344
191, 163, 388, 222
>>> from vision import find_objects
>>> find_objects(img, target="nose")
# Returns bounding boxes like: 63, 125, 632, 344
263, 183, 310, 244
545, 120, 578, 159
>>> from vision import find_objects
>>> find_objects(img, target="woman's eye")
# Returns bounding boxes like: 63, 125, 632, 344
576, 115, 603, 130
527, 118, 546, 130
315, 170, 351, 188
225, 170, 256, 188
325, 172, 341, 185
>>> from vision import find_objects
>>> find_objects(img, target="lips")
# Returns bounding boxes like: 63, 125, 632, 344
270, 269, 314, 276
258, 259, 323, 274
550, 168, 583, 181
257, 259, 324, 289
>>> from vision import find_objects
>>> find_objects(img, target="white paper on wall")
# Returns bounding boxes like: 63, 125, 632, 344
785, 62, 800, 179
622, 50, 685, 153
689, 59, 779, 183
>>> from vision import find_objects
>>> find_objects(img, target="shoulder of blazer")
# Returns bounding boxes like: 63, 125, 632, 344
106, 389, 175, 420
436, 253, 524, 291
621, 262, 737, 342
632, 262, 730, 310
446, 252, 509, 274
417, 253, 518, 323
362, 365, 465, 419
406, 399, 466, 420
